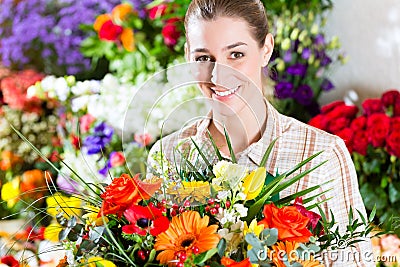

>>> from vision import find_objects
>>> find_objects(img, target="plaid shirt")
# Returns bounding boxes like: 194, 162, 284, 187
148, 100, 374, 267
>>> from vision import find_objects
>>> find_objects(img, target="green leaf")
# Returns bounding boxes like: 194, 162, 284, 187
193, 248, 218, 264
389, 183, 400, 203
259, 137, 279, 167
217, 238, 227, 257
261, 228, 278, 246
224, 127, 236, 163
190, 137, 214, 175
207, 130, 223, 161
245, 233, 263, 250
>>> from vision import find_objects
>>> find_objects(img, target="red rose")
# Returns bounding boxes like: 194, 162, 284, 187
1, 255, 19, 267
148, 4, 167, 20
350, 116, 367, 131
381, 90, 400, 108
390, 117, 400, 132
394, 98, 400, 117
366, 113, 391, 147
162, 18, 181, 47
362, 98, 384, 116
321, 100, 345, 114
327, 117, 350, 134
352, 130, 369, 156
99, 174, 161, 217
258, 203, 312, 243
325, 105, 358, 123
386, 131, 400, 158
99, 20, 123, 41
336, 128, 354, 153
308, 114, 328, 130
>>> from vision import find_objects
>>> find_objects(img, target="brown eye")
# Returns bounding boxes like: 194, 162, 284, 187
195, 55, 212, 62
230, 52, 244, 59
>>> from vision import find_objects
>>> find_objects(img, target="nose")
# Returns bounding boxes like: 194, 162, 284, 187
210, 62, 232, 88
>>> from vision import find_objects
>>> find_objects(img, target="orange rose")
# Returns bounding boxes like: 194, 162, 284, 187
20, 169, 47, 199
258, 203, 312, 243
99, 174, 161, 217
221, 257, 252, 267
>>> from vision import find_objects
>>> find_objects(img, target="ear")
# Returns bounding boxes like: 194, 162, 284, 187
262, 33, 274, 67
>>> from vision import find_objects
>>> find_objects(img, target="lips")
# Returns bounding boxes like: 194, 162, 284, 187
211, 85, 240, 97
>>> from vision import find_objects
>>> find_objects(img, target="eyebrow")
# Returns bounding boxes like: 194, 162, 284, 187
191, 42, 247, 54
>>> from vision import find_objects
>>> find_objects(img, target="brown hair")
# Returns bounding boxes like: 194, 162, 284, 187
184, 0, 269, 48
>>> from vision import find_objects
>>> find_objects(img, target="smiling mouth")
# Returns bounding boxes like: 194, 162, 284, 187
212, 85, 240, 97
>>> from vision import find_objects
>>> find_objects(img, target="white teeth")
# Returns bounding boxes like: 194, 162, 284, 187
214, 86, 239, 97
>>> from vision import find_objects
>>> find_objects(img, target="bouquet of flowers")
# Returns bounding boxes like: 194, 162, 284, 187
11, 130, 381, 267
267, 5, 346, 122
308, 89, 400, 234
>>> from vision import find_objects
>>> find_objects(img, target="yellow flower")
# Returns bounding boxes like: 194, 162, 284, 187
167, 181, 211, 203
46, 193, 81, 218
87, 257, 116, 267
44, 223, 63, 242
244, 219, 264, 250
82, 205, 108, 226
242, 167, 266, 200
1, 177, 20, 208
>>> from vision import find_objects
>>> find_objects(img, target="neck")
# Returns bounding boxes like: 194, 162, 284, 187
211, 96, 267, 154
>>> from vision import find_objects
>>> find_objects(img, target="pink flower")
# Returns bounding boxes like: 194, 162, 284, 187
79, 114, 96, 133
148, 4, 167, 20
110, 151, 125, 167
134, 133, 152, 147
162, 18, 181, 47
380, 234, 400, 252
293, 197, 322, 232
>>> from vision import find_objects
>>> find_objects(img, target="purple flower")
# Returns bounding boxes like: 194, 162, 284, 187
283, 51, 293, 62
320, 53, 332, 67
83, 122, 114, 155
301, 48, 311, 60
275, 81, 294, 99
321, 78, 334, 91
99, 160, 112, 176
314, 34, 325, 46
57, 175, 80, 194
294, 84, 314, 105
130, 0, 153, 18
286, 63, 307, 76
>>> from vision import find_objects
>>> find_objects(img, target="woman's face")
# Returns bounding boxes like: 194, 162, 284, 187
186, 16, 273, 116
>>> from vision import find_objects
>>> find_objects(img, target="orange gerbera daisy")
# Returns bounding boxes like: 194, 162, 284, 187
270, 241, 299, 267
154, 210, 220, 266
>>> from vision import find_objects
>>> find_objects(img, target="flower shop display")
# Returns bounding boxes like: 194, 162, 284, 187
266, 4, 346, 122
0, 69, 60, 220
308, 89, 400, 234
0, 0, 119, 78
14, 135, 381, 267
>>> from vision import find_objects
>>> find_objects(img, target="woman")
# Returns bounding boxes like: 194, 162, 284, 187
148, 0, 373, 266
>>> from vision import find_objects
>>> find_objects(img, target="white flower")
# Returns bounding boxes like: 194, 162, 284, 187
212, 161, 248, 190
217, 190, 231, 200
233, 204, 248, 218
54, 77, 70, 101
15, 249, 38, 267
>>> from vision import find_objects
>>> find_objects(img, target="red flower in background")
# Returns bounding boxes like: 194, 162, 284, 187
336, 128, 354, 153
79, 114, 96, 133
1, 255, 19, 267
350, 116, 367, 131
308, 114, 328, 129
320, 100, 345, 114
99, 20, 123, 41
327, 117, 350, 133
221, 257, 252, 267
381, 90, 400, 108
162, 18, 181, 47
386, 131, 400, 158
0, 69, 44, 113
366, 113, 390, 147
362, 98, 384, 116
110, 151, 125, 167
148, 4, 167, 20
391, 117, 400, 132
352, 131, 369, 156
